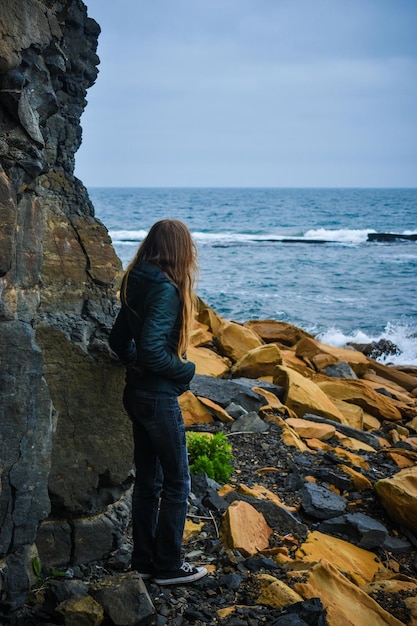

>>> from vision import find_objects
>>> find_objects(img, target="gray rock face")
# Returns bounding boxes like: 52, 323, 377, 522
0, 0, 133, 615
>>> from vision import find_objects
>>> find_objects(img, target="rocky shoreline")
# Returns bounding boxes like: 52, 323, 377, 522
20, 301, 417, 626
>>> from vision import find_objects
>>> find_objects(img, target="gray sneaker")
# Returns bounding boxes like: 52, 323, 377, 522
154, 562, 208, 585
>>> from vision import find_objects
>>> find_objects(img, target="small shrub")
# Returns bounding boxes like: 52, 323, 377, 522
186, 431, 234, 484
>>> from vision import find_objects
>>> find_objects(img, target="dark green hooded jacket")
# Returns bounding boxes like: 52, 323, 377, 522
109, 260, 195, 396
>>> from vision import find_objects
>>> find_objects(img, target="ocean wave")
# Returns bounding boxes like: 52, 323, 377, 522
317, 322, 417, 366
109, 228, 384, 246
109, 229, 148, 242
303, 228, 373, 244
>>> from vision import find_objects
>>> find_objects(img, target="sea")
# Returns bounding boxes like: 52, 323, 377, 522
88, 187, 417, 366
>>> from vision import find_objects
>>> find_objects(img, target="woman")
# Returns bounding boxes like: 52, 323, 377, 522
109, 219, 207, 585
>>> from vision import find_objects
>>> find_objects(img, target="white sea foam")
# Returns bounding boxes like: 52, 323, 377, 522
317, 322, 417, 366
110, 228, 376, 245
303, 228, 373, 243
109, 229, 148, 242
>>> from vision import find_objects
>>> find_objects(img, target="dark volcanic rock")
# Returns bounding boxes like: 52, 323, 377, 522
301, 482, 347, 520
0, 0, 131, 617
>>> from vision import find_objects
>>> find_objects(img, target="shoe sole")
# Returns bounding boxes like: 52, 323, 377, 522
154, 568, 208, 585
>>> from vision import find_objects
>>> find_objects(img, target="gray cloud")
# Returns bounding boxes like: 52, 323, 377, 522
77, 0, 417, 186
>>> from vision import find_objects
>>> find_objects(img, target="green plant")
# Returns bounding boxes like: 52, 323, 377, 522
186, 431, 234, 484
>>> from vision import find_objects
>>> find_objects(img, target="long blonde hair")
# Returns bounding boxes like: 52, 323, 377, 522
121, 219, 198, 357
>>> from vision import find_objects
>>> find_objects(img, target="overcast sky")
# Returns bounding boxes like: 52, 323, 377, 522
75, 0, 417, 188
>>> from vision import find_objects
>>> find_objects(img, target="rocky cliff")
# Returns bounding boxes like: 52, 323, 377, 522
0, 0, 133, 616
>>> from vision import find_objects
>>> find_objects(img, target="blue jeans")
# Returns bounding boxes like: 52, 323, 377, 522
123, 387, 190, 575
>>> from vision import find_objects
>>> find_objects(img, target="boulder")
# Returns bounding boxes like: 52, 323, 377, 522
178, 391, 215, 426
255, 574, 303, 609
374, 466, 417, 532
273, 365, 346, 422
230, 411, 269, 433
318, 512, 388, 550
294, 560, 404, 626
317, 379, 402, 422
221, 500, 273, 556
231, 343, 282, 378
190, 374, 267, 413
188, 345, 230, 377
56, 594, 104, 626
285, 417, 336, 441
244, 319, 312, 346
195, 297, 223, 336
190, 321, 213, 347
89, 572, 156, 625
301, 483, 347, 520
196, 396, 234, 423
295, 531, 382, 586
295, 337, 369, 373
216, 320, 263, 362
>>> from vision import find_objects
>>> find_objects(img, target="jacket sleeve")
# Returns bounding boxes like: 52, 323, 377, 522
108, 306, 137, 365
138, 281, 195, 383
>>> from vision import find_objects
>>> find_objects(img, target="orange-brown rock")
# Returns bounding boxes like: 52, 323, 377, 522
231, 343, 282, 378
264, 414, 310, 451
252, 386, 284, 410
197, 396, 234, 423
294, 560, 404, 626
255, 574, 303, 608
295, 337, 369, 372
332, 432, 377, 453
331, 399, 364, 430
280, 349, 316, 377
236, 484, 297, 512
273, 365, 346, 423
190, 321, 213, 347
374, 466, 417, 532
183, 519, 204, 542
195, 297, 223, 336
178, 391, 215, 426
362, 577, 417, 625
221, 500, 273, 557
317, 379, 402, 422
187, 345, 230, 377
332, 447, 371, 470
366, 360, 417, 393
216, 320, 263, 362
244, 319, 312, 346
339, 465, 373, 491
294, 530, 382, 586
285, 417, 336, 441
